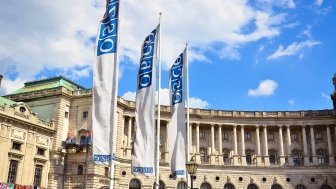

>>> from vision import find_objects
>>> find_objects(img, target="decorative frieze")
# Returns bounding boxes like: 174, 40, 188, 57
11, 129, 26, 141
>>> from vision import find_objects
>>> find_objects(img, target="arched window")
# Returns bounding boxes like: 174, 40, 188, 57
177, 181, 188, 189
224, 183, 235, 189
247, 184, 258, 189
321, 185, 332, 189
271, 184, 282, 189
295, 185, 307, 189
129, 179, 141, 189
200, 182, 211, 189
152, 180, 165, 189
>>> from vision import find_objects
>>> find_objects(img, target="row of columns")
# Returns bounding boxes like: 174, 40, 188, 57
123, 116, 335, 166
189, 123, 336, 166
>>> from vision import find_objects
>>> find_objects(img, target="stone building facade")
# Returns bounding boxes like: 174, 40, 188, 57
1, 76, 336, 189
0, 97, 54, 188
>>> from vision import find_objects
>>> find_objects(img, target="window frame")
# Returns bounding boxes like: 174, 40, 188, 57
7, 160, 19, 183
33, 164, 43, 186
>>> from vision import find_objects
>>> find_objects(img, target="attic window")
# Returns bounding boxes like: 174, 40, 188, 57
19, 106, 26, 113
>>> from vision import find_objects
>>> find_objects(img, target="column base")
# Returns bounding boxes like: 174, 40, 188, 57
264, 156, 270, 166
329, 156, 335, 166
210, 154, 217, 165
304, 156, 310, 166
195, 153, 201, 164
312, 156, 318, 165
127, 148, 132, 159
217, 154, 224, 165
233, 155, 240, 166
288, 156, 294, 166
279, 155, 286, 166
256, 155, 262, 166
241, 156, 247, 166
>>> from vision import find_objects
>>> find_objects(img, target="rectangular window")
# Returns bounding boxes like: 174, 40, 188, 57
36, 148, 45, 156
269, 154, 276, 164
77, 165, 84, 175
33, 165, 43, 186
246, 155, 252, 164
105, 167, 109, 177
200, 131, 206, 140
222, 132, 229, 141
12, 142, 21, 151
315, 132, 322, 141
223, 154, 229, 163
291, 132, 298, 142
82, 111, 88, 119
293, 155, 300, 166
65, 111, 69, 118
245, 132, 251, 141
267, 132, 274, 142
7, 160, 18, 183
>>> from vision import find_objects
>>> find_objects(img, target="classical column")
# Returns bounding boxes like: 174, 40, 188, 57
302, 125, 309, 165
327, 125, 335, 165
189, 123, 193, 154
218, 125, 222, 154
126, 117, 133, 158
218, 125, 223, 165
164, 120, 169, 163
241, 125, 247, 166
195, 123, 200, 163
210, 124, 216, 164
310, 125, 318, 165
263, 125, 270, 166
255, 126, 262, 166
233, 125, 239, 165
211, 124, 215, 154
278, 125, 285, 166
286, 125, 294, 166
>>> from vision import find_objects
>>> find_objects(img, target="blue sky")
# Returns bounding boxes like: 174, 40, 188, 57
0, 0, 335, 111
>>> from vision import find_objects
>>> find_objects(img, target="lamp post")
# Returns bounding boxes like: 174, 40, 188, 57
186, 156, 198, 189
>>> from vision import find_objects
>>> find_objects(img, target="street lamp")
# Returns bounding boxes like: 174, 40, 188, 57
186, 156, 198, 189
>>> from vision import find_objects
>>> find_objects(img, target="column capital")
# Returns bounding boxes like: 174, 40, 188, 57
278, 125, 283, 128
211, 123, 215, 127
240, 125, 245, 128
263, 125, 267, 128
255, 125, 260, 128
196, 122, 200, 126
233, 124, 237, 128
285, 125, 290, 128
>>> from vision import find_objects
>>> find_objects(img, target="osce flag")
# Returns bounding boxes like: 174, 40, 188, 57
132, 26, 159, 176
168, 48, 187, 177
92, 0, 119, 165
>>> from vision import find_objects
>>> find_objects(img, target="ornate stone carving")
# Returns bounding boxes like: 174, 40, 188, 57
36, 136, 49, 146
11, 129, 26, 140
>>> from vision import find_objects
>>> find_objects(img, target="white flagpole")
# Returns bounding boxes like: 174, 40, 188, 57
186, 43, 190, 187
155, 12, 162, 189
110, 1, 121, 189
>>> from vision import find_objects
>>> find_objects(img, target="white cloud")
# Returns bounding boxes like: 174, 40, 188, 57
321, 92, 330, 100
121, 88, 209, 109
256, 0, 296, 9
267, 40, 321, 60
0, 0, 287, 93
315, 0, 323, 6
248, 79, 278, 97
0, 77, 26, 96
288, 99, 295, 106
